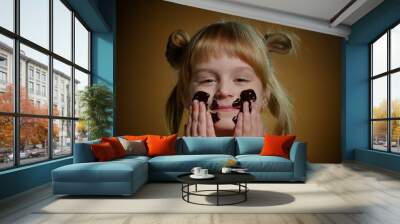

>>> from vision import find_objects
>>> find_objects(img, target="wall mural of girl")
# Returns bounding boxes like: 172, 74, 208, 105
165, 21, 298, 137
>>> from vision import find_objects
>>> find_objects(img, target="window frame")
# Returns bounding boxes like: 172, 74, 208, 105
369, 20, 400, 154
0, 0, 92, 171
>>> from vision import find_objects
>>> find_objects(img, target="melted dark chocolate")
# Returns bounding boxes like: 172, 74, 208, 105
210, 99, 218, 110
232, 115, 238, 124
232, 98, 241, 108
211, 112, 220, 123
192, 91, 210, 109
241, 89, 257, 103
231, 89, 257, 113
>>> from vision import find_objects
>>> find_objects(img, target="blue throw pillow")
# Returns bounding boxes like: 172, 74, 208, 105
179, 137, 235, 155
235, 137, 264, 155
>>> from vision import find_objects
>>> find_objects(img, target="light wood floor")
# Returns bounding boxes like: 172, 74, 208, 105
1, 162, 400, 224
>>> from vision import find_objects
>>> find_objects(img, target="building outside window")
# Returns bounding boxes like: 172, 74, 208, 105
0, 54, 7, 90
28, 67, 34, 80
0, 54, 6, 67
0, 71, 6, 82
42, 85, 46, 97
28, 81, 34, 94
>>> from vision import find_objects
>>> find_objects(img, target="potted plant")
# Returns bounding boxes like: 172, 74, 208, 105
79, 84, 113, 140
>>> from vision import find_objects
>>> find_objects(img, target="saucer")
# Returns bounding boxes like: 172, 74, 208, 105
190, 174, 215, 179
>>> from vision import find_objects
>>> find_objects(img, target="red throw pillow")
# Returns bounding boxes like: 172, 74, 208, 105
91, 142, 118, 161
101, 137, 127, 158
146, 134, 177, 157
260, 135, 296, 159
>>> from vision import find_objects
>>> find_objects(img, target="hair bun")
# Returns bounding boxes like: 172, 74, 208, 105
264, 33, 293, 55
165, 30, 190, 70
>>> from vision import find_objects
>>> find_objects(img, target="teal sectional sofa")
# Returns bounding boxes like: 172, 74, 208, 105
52, 137, 307, 196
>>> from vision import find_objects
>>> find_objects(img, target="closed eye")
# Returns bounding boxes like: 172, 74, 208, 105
200, 79, 216, 83
235, 78, 249, 82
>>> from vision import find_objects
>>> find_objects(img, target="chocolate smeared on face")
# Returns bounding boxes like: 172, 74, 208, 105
231, 89, 257, 124
209, 99, 218, 110
231, 89, 257, 113
211, 112, 220, 123
232, 98, 241, 108
192, 91, 210, 109
232, 115, 238, 124
240, 89, 257, 112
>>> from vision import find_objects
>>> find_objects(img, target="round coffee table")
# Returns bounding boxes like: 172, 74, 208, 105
177, 172, 255, 206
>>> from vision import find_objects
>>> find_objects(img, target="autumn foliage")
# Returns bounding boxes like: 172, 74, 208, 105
372, 99, 400, 141
0, 84, 59, 150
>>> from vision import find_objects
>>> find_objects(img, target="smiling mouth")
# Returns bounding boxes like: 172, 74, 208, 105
210, 100, 241, 112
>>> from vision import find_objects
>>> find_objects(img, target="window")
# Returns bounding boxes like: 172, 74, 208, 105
0, 0, 91, 171
28, 81, 34, 94
28, 67, 34, 80
41, 73, 46, 83
370, 23, 400, 154
0, 54, 7, 88
0, 55, 7, 67
36, 83, 40, 95
0, 71, 6, 85
35, 70, 40, 81
42, 85, 46, 97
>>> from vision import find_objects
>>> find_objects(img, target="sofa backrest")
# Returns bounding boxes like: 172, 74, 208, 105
235, 137, 264, 155
176, 137, 236, 155
73, 139, 100, 163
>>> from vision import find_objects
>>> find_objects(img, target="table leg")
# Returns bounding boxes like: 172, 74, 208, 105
188, 184, 191, 202
217, 184, 219, 206
245, 183, 247, 201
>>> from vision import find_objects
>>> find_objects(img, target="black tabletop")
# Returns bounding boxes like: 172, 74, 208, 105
177, 172, 255, 185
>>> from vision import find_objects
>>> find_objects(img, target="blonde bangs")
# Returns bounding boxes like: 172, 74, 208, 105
189, 23, 268, 85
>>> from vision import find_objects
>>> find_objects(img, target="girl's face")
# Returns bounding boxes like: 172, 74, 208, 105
189, 55, 264, 135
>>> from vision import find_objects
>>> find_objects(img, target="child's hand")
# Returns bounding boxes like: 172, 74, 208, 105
184, 100, 216, 137
234, 101, 265, 136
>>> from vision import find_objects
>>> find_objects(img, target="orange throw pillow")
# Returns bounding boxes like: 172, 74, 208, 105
91, 142, 117, 161
260, 135, 296, 159
101, 137, 127, 158
146, 134, 177, 157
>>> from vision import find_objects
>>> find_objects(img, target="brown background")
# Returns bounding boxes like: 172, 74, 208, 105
116, 0, 342, 163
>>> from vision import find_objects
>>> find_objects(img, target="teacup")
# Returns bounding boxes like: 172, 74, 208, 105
191, 167, 202, 176
199, 168, 208, 176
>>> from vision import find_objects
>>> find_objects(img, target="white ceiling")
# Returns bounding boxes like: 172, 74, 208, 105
164, 0, 384, 38
227, 0, 352, 22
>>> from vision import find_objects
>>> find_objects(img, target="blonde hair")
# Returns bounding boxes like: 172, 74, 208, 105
165, 21, 295, 135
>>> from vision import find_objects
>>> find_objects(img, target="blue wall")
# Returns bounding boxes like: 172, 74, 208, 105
0, 0, 116, 200
91, 0, 116, 135
344, 0, 400, 171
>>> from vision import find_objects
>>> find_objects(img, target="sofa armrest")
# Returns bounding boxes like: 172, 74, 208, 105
73, 140, 100, 163
289, 141, 307, 181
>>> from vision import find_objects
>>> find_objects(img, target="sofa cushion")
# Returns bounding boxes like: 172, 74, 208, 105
236, 155, 293, 172
118, 138, 147, 156
91, 142, 118, 161
52, 158, 148, 183
148, 154, 235, 172
178, 137, 235, 155
260, 135, 296, 159
147, 134, 177, 157
235, 137, 264, 155
101, 137, 127, 158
